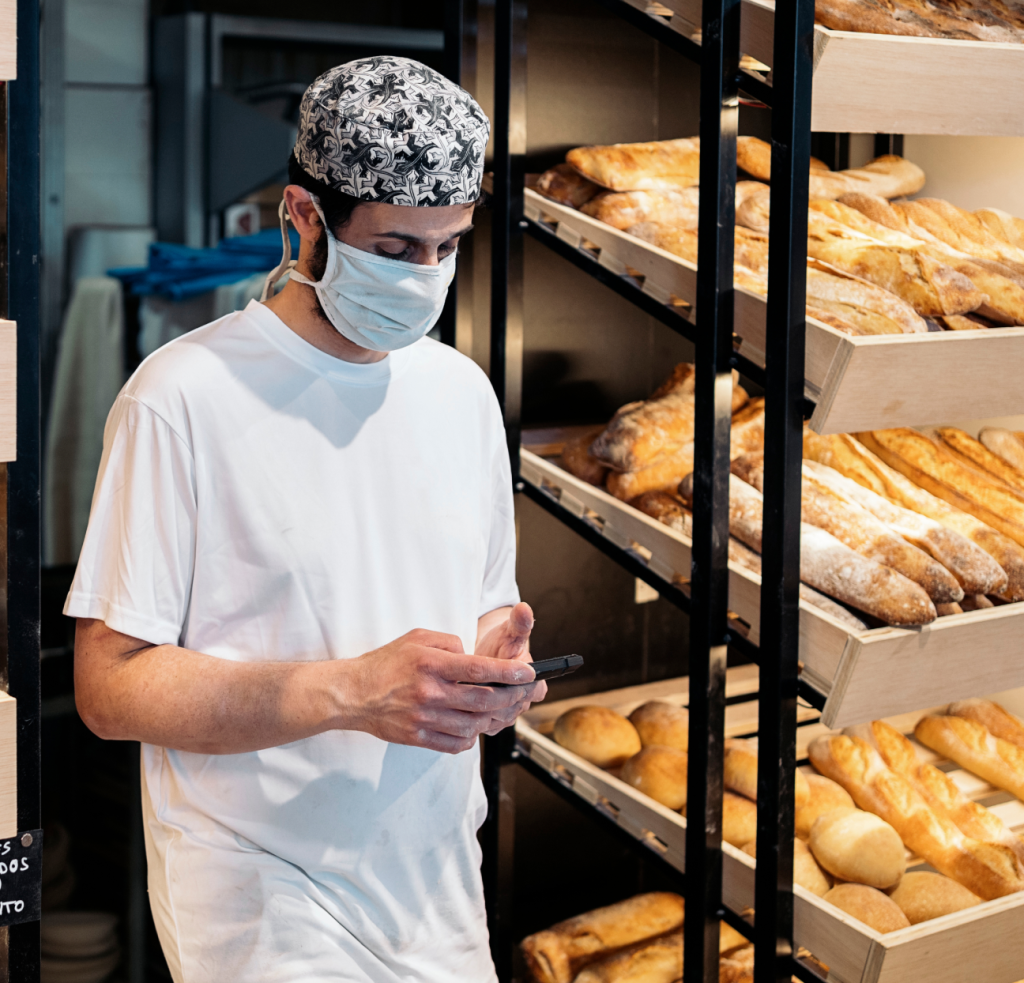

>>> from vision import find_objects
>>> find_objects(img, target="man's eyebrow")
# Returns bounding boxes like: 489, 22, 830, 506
373, 225, 475, 244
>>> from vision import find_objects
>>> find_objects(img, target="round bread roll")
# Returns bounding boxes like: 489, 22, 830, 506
620, 745, 688, 810
553, 706, 642, 768
795, 774, 855, 840
628, 701, 689, 752
722, 791, 757, 847
810, 809, 906, 889
888, 871, 981, 925
723, 739, 809, 808
740, 837, 832, 897
824, 883, 911, 933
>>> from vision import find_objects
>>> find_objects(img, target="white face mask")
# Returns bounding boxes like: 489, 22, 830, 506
261, 197, 456, 353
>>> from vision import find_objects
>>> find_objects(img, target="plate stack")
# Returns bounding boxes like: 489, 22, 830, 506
41, 912, 120, 983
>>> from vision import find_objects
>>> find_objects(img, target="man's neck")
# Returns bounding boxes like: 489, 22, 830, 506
262, 279, 388, 365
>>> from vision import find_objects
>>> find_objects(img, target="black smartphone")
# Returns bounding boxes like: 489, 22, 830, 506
466, 654, 584, 687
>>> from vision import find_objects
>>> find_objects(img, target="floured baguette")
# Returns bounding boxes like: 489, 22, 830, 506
520, 892, 685, 983
535, 164, 602, 208
567, 138, 701, 192
815, 0, 1019, 41
806, 266, 928, 334
976, 207, 1024, 251
947, 699, 1024, 751
858, 428, 1024, 549
909, 199, 1024, 274
802, 457, 1008, 596
915, 714, 1024, 804
571, 932, 683, 983
731, 451, 963, 602
560, 426, 608, 487
581, 187, 700, 231
808, 733, 1024, 900
934, 427, 1024, 494
804, 430, 1024, 600
980, 427, 1024, 477
847, 719, 1024, 866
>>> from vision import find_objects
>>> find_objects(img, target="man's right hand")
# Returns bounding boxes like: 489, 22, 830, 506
341, 629, 539, 754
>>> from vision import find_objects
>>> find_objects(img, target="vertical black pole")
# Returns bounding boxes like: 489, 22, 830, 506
686, 0, 739, 977
755, 0, 814, 979
438, 0, 465, 349
6, 0, 42, 975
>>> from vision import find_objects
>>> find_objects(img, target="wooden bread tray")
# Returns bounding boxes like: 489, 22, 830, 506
517, 669, 1024, 983
525, 188, 1024, 436
520, 447, 1024, 729
636, 0, 1024, 135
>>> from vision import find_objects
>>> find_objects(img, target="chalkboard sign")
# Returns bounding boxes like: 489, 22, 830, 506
0, 830, 42, 926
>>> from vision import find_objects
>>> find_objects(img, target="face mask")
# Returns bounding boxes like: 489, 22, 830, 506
261, 198, 456, 353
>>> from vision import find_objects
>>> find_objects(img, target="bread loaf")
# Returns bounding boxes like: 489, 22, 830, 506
607, 443, 694, 500
806, 266, 928, 335
948, 698, 1024, 751
741, 837, 832, 897
915, 714, 1024, 804
571, 933, 682, 983
934, 427, 1024, 494
535, 164, 602, 208
723, 790, 758, 847
560, 426, 609, 487
976, 207, 1024, 251
808, 808, 906, 889
719, 944, 755, 983
621, 745, 689, 810
888, 871, 981, 925
553, 706, 642, 769
630, 491, 692, 537
809, 733, 1024, 900
823, 884, 911, 934
802, 457, 1008, 597
795, 774, 856, 840
803, 430, 1024, 601
857, 428, 1024, 549
980, 427, 1024, 477
629, 701, 689, 752
724, 738, 810, 808
580, 187, 700, 231
567, 138, 701, 192
520, 892, 684, 983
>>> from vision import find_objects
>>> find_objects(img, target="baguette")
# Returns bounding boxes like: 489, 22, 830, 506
806, 266, 928, 335
571, 933, 683, 983
980, 427, 1024, 477
535, 164, 602, 208
808, 733, 1024, 900
848, 719, 1024, 866
802, 458, 1006, 596
567, 138, 701, 192
733, 453, 963, 602
976, 207, 1024, 251
520, 893, 685, 983
803, 430, 1024, 600
907, 199, 1024, 274
915, 714, 1024, 805
581, 187, 700, 231
857, 428, 1024, 549
934, 427, 1024, 494
947, 699, 1024, 751
560, 426, 609, 487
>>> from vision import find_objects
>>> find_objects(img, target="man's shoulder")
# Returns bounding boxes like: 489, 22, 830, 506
407, 336, 494, 395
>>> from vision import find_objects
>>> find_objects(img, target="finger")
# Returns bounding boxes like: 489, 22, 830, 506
499, 602, 534, 660
414, 730, 478, 755
440, 679, 533, 714
418, 706, 503, 741
410, 628, 465, 655
435, 652, 536, 686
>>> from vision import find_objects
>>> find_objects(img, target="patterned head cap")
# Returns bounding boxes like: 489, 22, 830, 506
293, 56, 490, 207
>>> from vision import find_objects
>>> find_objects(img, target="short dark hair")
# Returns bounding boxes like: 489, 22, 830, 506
287, 154, 365, 235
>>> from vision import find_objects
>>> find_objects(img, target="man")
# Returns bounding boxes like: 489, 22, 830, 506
69, 56, 544, 982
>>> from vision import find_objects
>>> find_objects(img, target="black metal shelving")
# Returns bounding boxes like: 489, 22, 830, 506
482, 0, 817, 980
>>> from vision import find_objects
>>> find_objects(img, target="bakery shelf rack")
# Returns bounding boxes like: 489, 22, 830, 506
480, 0, 1024, 980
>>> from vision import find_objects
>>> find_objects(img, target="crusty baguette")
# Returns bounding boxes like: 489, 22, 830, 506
935, 427, 1024, 494
571, 932, 683, 983
520, 893, 684, 983
804, 430, 1024, 600
535, 163, 602, 208
808, 733, 1024, 900
802, 458, 1006, 596
560, 426, 609, 487
806, 266, 928, 335
976, 207, 1024, 251
948, 699, 1024, 751
581, 187, 700, 231
980, 427, 1024, 477
733, 453, 962, 602
567, 138, 701, 192
848, 719, 1024, 866
857, 428, 1024, 549
915, 714, 1024, 805
910, 199, 1024, 275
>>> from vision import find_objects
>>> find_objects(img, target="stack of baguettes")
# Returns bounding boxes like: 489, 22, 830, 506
536, 134, 1024, 335
815, 0, 1024, 43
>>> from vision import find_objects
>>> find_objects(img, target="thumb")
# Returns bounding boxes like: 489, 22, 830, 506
506, 602, 534, 641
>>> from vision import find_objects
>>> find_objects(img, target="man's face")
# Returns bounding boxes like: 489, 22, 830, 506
337, 200, 475, 267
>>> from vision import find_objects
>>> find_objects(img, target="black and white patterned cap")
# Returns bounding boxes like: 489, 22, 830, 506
293, 56, 490, 207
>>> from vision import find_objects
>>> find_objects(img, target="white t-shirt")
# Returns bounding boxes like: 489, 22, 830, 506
65, 300, 518, 983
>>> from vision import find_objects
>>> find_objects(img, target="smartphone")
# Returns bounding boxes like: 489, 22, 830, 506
467, 654, 584, 688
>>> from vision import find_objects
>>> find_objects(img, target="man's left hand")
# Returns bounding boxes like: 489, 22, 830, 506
475, 602, 547, 735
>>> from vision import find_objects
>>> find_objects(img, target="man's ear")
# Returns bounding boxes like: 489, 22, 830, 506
283, 186, 322, 244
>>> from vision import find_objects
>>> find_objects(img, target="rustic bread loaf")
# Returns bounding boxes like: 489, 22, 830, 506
947, 698, 1024, 751
571, 932, 683, 983
976, 207, 1024, 251
535, 164, 602, 208
808, 808, 907, 889
520, 892, 684, 983
607, 444, 694, 501
567, 138, 701, 192
795, 774, 856, 840
581, 187, 701, 231
629, 701, 689, 752
980, 427, 1024, 477
553, 706, 642, 769
629, 491, 692, 537
823, 884, 911, 934
806, 266, 928, 335
888, 871, 981, 925
741, 837, 833, 897
621, 745, 689, 810
560, 426, 609, 487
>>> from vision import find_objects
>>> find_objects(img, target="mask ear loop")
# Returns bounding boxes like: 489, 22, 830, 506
260, 199, 297, 301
